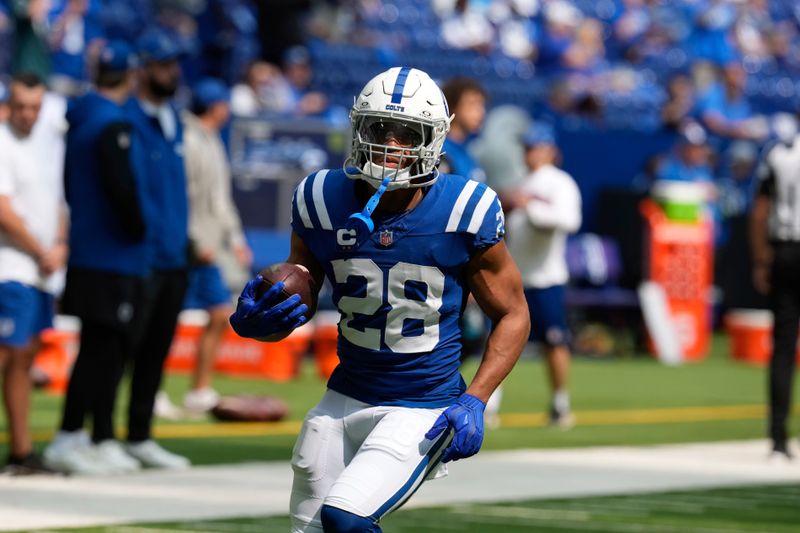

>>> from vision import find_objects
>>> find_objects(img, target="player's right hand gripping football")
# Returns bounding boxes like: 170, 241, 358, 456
425, 393, 486, 463
229, 276, 308, 340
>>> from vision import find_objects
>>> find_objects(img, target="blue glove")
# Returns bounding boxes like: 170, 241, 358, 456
229, 276, 309, 339
425, 393, 486, 463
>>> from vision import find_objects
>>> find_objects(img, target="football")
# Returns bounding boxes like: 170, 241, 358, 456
210, 394, 289, 422
255, 262, 318, 321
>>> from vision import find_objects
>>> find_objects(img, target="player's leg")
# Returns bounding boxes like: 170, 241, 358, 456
290, 390, 355, 532
320, 405, 450, 531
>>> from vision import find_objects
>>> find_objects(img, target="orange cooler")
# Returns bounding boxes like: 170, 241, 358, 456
725, 308, 800, 366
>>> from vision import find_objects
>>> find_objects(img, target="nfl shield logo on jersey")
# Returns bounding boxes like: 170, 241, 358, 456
379, 229, 393, 247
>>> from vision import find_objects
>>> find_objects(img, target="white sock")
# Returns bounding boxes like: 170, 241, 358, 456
553, 389, 570, 414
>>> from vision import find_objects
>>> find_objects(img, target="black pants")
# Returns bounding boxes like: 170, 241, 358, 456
60, 268, 187, 443
127, 269, 188, 442
768, 242, 800, 448
60, 269, 147, 441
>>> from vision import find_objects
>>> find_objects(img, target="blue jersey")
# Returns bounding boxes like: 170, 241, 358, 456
291, 169, 505, 408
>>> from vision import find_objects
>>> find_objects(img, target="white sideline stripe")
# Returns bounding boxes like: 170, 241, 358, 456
311, 170, 332, 230
466, 188, 497, 234
2, 440, 800, 531
295, 176, 313, 229
445, 180, 479, 232
112, 524, 219, 533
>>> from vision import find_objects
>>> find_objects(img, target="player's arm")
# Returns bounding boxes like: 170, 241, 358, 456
464, 240, 530, 402
426, 240, 529, 462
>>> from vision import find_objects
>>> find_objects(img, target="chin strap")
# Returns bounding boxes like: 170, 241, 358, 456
341, 175, 392, 250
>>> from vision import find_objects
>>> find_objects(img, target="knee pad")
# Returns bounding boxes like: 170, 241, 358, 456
320, 505, 382, 533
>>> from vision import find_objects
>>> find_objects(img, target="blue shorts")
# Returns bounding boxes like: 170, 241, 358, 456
182, 264, 232, 310
0, 282, 55, 347
524, 285, 570, 347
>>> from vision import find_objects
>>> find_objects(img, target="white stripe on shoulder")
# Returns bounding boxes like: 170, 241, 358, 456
311, 170, 332, 230
295, 176, 313, 229
466, 187, 498, 234
445, 180, 480, 232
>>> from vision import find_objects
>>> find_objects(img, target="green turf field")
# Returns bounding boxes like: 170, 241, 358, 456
3, 332, 800, 533
17, 483, 800, 533
1, 332, 797, 463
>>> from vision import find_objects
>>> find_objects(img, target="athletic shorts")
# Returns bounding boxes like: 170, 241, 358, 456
0, 281, 54, 347
182, 264, 231, 310
524, 285, 570, 347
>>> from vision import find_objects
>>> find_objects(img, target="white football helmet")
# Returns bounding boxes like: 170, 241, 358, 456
344, 67, 452, 190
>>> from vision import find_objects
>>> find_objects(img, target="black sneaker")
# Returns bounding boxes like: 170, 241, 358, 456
2, 453, 60, 476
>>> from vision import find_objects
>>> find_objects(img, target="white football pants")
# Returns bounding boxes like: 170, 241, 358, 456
290, 389, 452, 532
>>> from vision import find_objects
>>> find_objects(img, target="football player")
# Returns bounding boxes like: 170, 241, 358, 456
230, 67, 530, 533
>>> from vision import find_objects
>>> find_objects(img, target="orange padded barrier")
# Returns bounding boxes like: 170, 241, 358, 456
165, 320, 311, 382
34, 328, 79, 394
641, 199, 714, 360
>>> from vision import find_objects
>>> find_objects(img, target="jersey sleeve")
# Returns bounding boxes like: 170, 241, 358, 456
468, 185, 505, 253
290, 173, 314, 238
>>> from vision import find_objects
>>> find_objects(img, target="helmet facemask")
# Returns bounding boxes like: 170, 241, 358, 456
347, 113, 445, 189
344, 68, 451, 190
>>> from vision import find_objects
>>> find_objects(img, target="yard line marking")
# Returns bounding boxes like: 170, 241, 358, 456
502, 404, 767, 427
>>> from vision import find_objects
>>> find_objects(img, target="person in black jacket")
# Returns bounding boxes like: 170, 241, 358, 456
750, 132, 800, 461
44, 40, 152, 475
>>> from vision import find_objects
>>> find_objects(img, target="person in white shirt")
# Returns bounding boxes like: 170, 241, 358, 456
0, 73, 67, 474
505, 123, 582, 427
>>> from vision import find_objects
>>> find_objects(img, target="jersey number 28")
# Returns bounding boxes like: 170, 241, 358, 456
331, 258, 444, 353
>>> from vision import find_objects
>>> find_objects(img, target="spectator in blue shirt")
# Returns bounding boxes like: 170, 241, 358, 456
657, 121, 715, 185
697, 62, 767, 142
439, 76, 487, 183
47, 0, 104, 95
280, 45, 328, 117
537, 0, 582, 71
